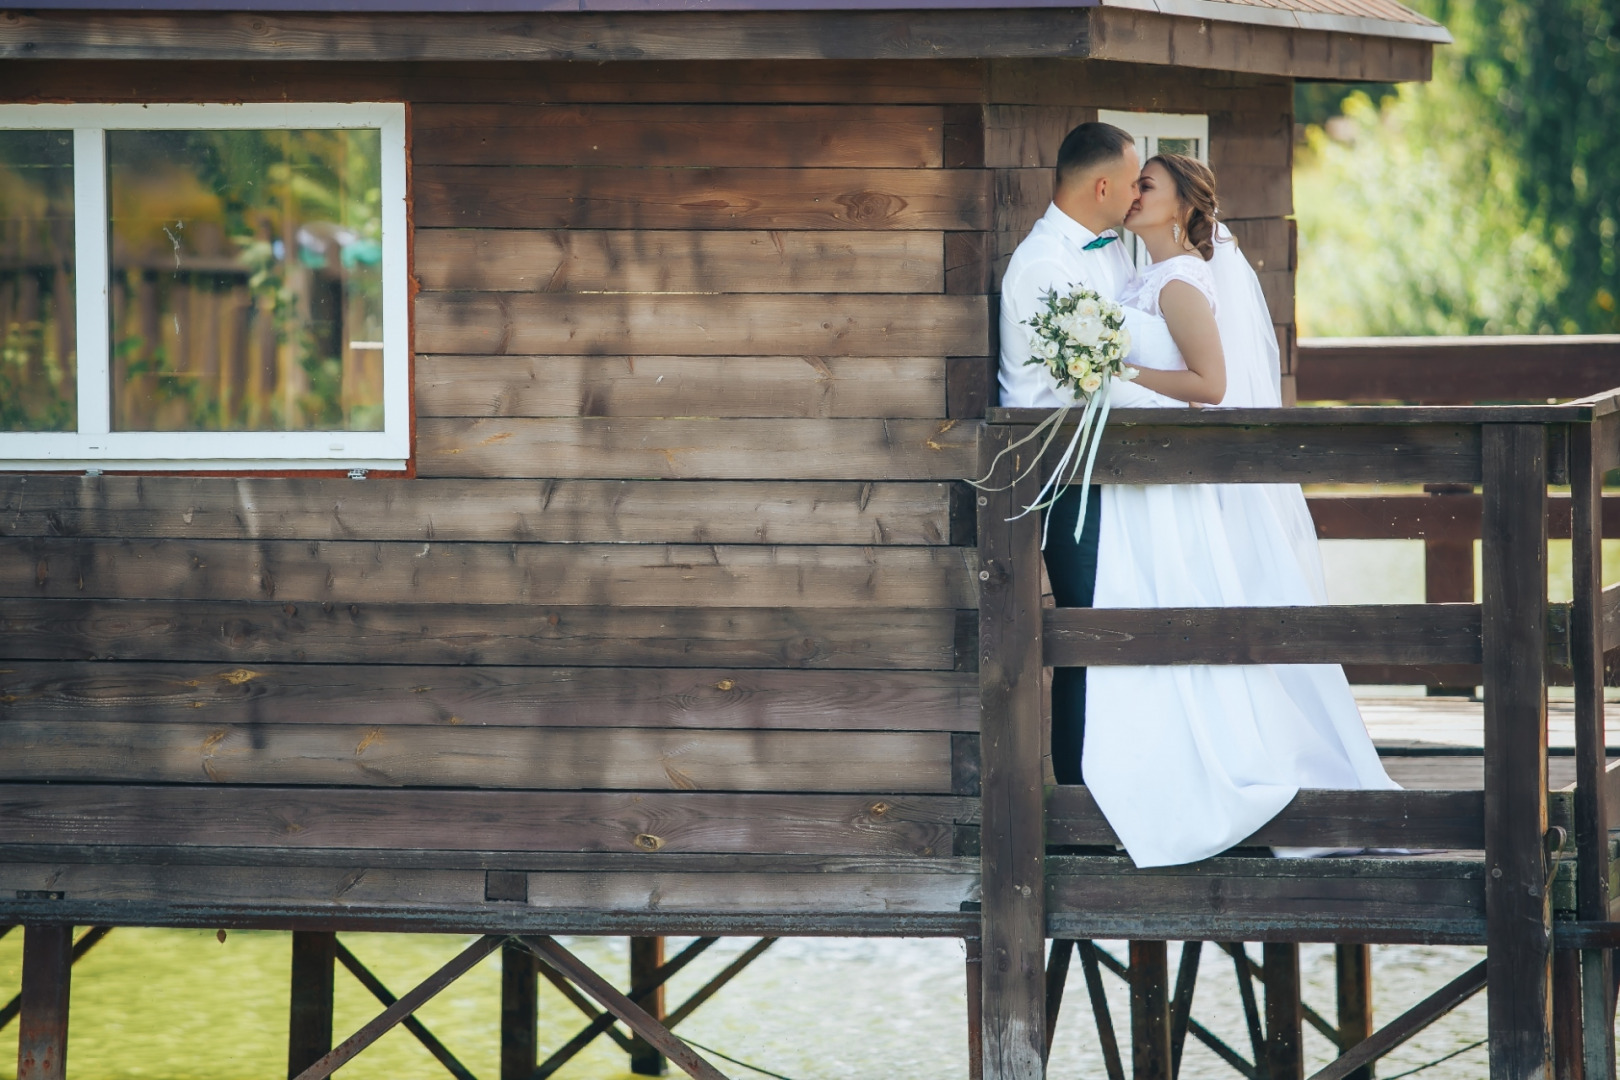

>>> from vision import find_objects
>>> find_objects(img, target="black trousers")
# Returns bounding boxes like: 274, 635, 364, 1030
1044, 484, 1102, 786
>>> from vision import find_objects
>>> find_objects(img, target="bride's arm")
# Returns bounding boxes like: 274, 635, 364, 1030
1125, 280, 1227, 406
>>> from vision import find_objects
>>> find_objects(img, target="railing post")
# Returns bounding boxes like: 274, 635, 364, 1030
978, 422, 1048, 1079
1482, 422, 1553, 1080
1570, 417, 1617, 1080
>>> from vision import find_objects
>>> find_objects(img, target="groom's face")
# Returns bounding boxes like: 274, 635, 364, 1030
1099, 144, 1142, 229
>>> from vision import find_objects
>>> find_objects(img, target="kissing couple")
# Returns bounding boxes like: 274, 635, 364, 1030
999, 122, 1397, 869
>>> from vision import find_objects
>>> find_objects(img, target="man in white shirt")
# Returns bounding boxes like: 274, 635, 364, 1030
998, 122, 1140, 786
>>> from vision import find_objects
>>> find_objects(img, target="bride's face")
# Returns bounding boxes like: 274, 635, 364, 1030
1124, 162, 1182, 233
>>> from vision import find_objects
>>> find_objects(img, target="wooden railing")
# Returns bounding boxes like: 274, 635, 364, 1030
974, 393, 1620, 1079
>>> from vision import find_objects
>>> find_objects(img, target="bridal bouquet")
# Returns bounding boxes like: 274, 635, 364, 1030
974, 286, 1136, 548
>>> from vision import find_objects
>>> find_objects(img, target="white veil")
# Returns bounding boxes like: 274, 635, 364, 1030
1205, 222, 1331, 603
1208, 222, 1281, 408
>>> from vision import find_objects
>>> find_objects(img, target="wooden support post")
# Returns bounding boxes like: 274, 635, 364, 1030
1334, 944, 1373, 1080
1169, 943, 1201, 1079
16, 925, 72, 1080
1424, 483, 1476, 696
502, 940, 540, 1080
1482, 423, 1553, 1080
968, 938, 985, 1080
977, 424, 1048, 1080
630, 938, 669, 1076
1557, 949, 1586, 1080
288, 931, 338, 1080
1130, 942, 1172, 1080
1570, 418, 1617, 1080
1265, 943, 1305, 1080
1045, 940, 1073, 1056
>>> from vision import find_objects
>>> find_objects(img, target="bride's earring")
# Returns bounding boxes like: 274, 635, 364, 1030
1172, 222, 1182, 244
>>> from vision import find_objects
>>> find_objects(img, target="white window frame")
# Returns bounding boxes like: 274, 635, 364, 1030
0, 102, 409, 471
1097, 109, 1210, 270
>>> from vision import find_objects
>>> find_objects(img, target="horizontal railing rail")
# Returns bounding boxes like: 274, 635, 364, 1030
1297, 334, 1620, 404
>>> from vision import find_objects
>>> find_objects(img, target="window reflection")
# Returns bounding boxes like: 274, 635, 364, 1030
0, 130, 75, 432
106, 128, 384, 432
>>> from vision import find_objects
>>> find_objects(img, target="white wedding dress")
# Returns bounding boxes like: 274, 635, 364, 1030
1081, 229, 1397, 868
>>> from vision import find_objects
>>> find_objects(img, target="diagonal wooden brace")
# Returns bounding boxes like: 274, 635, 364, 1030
535, 936, 719, 1078
1306, 960, 1487, 1080
292, 934, 505, 1080
515, 935, 729, 1080
333, 938, 477, 1080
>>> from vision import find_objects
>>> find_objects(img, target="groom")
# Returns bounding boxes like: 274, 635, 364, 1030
998, 122, 1140, 786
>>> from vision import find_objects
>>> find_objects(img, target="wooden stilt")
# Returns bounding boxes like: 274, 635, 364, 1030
977, 424, 1048, 1080
1045, 939, 1074, 1056
1078, 942, 1127, 1080
288, 931, 337, 1080
1264, 943, 1304, 1080
967, 937, 984, 1080
16, 924, 72, 1080
1169, 942, 1201, 1079
1334, 944, 1373, 1080
1569, 418, 1616, 1080
630, 937, 669, 1076
1130, 941, 1172, 1080
1481, 423, 1553, 1080
1556, 949, 1585, 1080
501, 941, 540, 1080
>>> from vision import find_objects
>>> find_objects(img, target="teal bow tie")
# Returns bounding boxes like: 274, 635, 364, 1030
1083, 234, 1119, 251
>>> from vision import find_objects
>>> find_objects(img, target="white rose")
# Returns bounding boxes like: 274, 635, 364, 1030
1077, 299, 1101, 319
1080, 373, 1104, 394
1119, 365, 1139, 381
1116, 327, 1133, 355
1066, 357, 1087, 379
1075, 319, 1104, 347
1042, 338, 1061, 359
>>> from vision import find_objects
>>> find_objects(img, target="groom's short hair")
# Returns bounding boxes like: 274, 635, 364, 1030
1056, 122, 1135, 187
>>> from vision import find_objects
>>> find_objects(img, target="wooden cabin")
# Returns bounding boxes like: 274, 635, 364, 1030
19, 6, 1618, 1080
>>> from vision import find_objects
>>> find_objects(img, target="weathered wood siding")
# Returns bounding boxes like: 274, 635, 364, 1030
0, 58, 1294, 929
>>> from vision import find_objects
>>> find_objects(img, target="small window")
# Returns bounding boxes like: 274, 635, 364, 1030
0, 104, 408, 470
1097, 109, 1210, 269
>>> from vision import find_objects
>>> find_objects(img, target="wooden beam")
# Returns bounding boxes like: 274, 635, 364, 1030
1226, 944, 1268, 1077
1077, 942, 1127, 1080
1556, 949, 1585, 1080
15, 924, 72, 1080
977, 424, 1048, 1080
1047, 786, 1485, 850
1334, 945, 1373, 1080
1044, 604, 1481, 667
0, 927, 109, 1036
663, 939, 775, 1030
516, 935, 728, 1080
1168, 942, 1201, 1078
1297, 336, 1620, 404
1481, 423, 1554, 1080
967, 937, 985, 1080
294, 935, 504, 1080
1264, 943, 1305, 1080
1044, 939, 1073, 1057
629, 938, 668, 1076
1307, 961, 1487, 1080
288, 932, 337, 1080
500, 941, 539, 1080
1306, 492, 1620, 543
1130, 942, 1172, 1080
333, 940, 477, 1080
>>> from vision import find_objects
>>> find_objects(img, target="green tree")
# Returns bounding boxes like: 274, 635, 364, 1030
1451, 0, 1620, 330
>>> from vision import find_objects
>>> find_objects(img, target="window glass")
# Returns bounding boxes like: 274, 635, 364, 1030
105, 128, 384, 433
0, 130, 75, 432
1157, 136, 1201, 158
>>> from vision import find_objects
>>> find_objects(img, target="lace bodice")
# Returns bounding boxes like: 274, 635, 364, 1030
1119, 254, 1219, 320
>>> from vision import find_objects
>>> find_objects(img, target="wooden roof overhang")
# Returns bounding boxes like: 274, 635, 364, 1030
0, 0, 1449, 83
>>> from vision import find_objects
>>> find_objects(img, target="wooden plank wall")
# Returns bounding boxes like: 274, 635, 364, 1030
0, 57, 1295, 929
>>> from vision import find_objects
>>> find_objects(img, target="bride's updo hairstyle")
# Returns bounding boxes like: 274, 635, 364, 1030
1146, 152, 1220, 261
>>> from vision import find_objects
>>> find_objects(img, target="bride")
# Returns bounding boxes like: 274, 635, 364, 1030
1085, 153, 1397, 868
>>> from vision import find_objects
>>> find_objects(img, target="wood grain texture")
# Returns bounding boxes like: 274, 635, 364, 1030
1044, 856, 1485, 937
1223, 217, 1295, 275
0, 599, 968, 670
415, 355, 945, 419
415, 418, 977, 480
0, 662, 979, 731
517, 870, 979, 913
413, 229, 944, 294
1043, 604, 1481, 667
0, 59, 988, 106
414, 293, 987, 357
0, 9, 1090, 63
0, 476, 959, 545
1296, 336, 1620, 404
413, 104, 945, 168
1480, 423, 1553, 1080
0, 538, 979, 609
415, 166, 990, 231
1047, 786, 1484, 849
0, 722, 952, 793
0, 784, 974, 856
